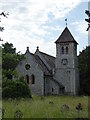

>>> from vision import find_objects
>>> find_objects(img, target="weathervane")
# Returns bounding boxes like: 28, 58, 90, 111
65, 18, 67, 26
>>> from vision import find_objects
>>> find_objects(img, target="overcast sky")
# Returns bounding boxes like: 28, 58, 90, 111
0, 0, 89, 56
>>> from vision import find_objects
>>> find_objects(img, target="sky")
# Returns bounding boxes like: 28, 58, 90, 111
0, 0, 90, 56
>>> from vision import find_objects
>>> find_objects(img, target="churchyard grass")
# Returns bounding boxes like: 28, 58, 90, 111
2, 95, 88, 118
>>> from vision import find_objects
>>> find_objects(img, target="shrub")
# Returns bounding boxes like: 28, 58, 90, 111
2, 79, 32, 99
19, 76, 27, 85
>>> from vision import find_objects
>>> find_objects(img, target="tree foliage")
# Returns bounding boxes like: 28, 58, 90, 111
78, 46, 90, 95
2, 42, 32, 99
2, 42, 16, 54
2, 42, 25, 80
85, 10, 90, 31
2, 79, 32, 99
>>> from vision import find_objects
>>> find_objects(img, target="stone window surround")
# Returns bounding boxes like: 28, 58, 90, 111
61, 46, 69, 54
25, 74, 35, 84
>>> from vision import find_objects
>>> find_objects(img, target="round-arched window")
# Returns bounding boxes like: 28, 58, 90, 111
66, 47, 68, 54
30, 74, 35, 84
25, 75, 29, 84
61, 47, 64, 54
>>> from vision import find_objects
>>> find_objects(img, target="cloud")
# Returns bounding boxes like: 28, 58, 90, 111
0, 0, 82, 56
71, 20, 88, 35
71, 20, 88, 54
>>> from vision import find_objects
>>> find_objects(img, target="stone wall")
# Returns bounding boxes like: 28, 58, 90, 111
55, 42, 79, 95
16, 51, 44, 96
45, 76, 59, 95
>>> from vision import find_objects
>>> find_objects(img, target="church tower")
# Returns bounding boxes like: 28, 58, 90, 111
55, 27, 79, 95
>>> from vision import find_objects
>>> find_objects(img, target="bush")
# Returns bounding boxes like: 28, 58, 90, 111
2, 79, 32, 99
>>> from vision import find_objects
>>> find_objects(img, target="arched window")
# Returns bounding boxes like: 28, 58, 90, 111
30, 74, 35, 84
25, 75, 29, 84
61, 47, 64, 54
66, 47, 68, 54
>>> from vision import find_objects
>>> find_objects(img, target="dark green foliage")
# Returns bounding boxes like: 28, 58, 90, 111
3, 53, 19, 70
2, 79, 15, 88
2, 42, 31, 99
2, 42, 25, 80
78, 46, 90, 95
85, 10, 90, 31
2, 42, 16, 54
2, 79, 32, 99
19, 76, 27, 85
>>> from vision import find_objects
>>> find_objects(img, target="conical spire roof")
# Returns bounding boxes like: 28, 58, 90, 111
55, 27, 78, 44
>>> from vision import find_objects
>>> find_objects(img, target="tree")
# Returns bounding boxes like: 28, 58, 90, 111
2, 42, 32, 99
2, 42, 25, 80
78, 46, 90, 95
85, 10, 90, 31
2, 42, 16, 54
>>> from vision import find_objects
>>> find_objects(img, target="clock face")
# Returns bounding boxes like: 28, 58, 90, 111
25, 64, 30, 70
61, 59, 68, 65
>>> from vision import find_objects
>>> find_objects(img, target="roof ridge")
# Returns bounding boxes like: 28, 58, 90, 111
34, 54, 51, 74
24, 51, 34, 55
40, 51, 55, 58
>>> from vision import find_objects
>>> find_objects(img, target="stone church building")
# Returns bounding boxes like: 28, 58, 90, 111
17, 27, 79, 96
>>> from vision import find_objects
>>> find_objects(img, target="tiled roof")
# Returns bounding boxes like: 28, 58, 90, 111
55, 27, 78, 44
39, 51, 55, 70
25, 50, 55, 75
34, 55, 51, 75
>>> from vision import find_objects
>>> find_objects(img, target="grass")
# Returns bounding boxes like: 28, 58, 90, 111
2, 95, 88, 118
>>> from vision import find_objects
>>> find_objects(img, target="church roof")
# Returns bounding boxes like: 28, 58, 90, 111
39, 51, 55, 70
34, 54, 51, 75
24, 47, 55, 75
34, 51, 55, 75
55, 27, 78, 44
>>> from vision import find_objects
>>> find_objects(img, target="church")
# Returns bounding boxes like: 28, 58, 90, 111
16, 27, 79, 96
